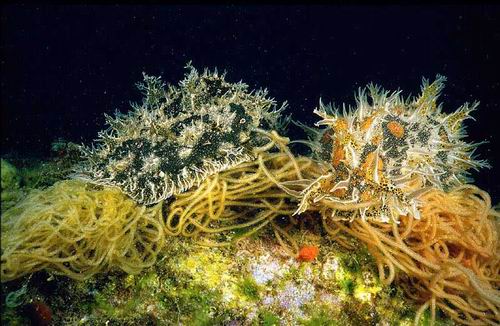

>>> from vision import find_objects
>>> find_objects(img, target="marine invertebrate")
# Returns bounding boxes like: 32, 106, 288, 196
74, 63, 288, 205
295, 75, 489, 222
279, 77, 500, 325
297, 246, 319, 262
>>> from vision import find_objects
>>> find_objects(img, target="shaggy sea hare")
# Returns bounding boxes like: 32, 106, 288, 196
74, 64, 287, 205
295, 76, 489, 222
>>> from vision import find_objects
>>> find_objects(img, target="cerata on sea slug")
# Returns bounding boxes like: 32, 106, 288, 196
295, 75, 489, 222
74, 63, 287, 205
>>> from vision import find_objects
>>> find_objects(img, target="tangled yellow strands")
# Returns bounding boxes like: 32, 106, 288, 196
317, 185, 500, 325
0, 131, 320, 281
161, 131, 321, 250
1, 180, 166, 281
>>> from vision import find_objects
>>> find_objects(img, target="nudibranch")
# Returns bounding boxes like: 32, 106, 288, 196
296, 75, 489, 222
74, 63, 287, 205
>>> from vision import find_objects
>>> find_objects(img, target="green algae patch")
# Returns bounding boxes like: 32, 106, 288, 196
1, 159, 23, 212
1, 159, 20, 190
236, 277, 261, 301
300, 304, 341, 326
258, 310, 281, 326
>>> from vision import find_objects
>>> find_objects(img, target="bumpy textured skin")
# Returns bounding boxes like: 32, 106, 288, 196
298, 76, 489, 222
74, 64, 287, 205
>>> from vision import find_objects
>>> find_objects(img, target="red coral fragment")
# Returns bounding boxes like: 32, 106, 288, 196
297, 245, 319, 262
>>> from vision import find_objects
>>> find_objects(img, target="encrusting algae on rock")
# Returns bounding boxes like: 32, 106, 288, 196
3, 235, 440, 325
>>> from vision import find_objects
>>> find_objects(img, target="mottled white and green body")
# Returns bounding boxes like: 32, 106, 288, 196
74, 64, 287, 205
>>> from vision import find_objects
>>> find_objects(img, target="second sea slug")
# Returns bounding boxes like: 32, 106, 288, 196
295, 75, 489, 222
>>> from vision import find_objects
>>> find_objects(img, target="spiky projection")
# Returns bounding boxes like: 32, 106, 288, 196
296, 75, 489, 222
73, 63, 288, 205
